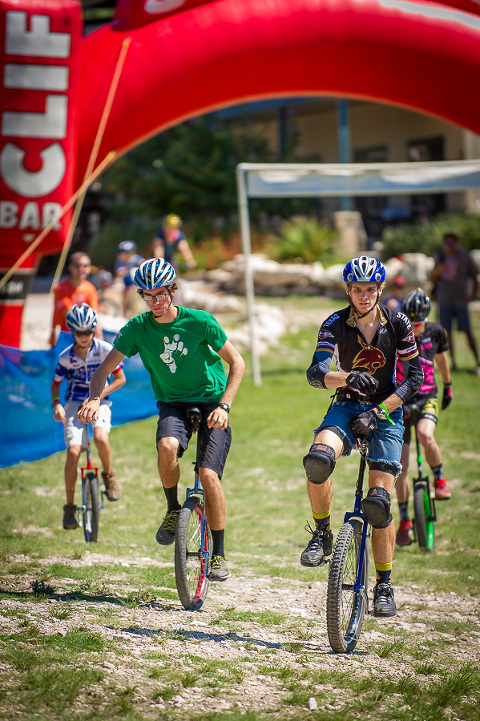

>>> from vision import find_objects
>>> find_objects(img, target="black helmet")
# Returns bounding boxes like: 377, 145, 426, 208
401, 288, 431, 323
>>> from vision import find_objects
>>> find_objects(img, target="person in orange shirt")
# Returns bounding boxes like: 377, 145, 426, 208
50, 252, 103, 347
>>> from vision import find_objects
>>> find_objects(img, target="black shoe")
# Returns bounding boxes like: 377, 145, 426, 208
373, 583, 397, 617
300, 523, 333, 567
208, 555, 231, 581
155, 509, 180, 546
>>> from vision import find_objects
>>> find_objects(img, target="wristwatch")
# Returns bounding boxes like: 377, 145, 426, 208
217, 402, 230, 413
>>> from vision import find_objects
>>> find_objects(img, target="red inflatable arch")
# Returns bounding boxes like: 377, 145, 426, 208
75, 0, 480, 182
2, 0, 480, 346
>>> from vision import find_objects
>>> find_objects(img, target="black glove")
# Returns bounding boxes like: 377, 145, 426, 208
346, 371, 379, 395
351, 409, 378, 437
402, 404, 412, 421
442, 383, 452, 410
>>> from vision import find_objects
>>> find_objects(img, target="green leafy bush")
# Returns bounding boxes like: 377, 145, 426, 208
381, 213, 480, 260
267, 216, 337, 263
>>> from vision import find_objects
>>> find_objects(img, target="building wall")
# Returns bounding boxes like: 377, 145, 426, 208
234, 99, 480, 221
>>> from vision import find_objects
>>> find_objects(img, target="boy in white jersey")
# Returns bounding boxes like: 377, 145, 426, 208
51, 304, 126, 530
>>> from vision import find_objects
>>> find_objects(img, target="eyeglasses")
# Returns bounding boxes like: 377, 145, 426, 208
74, 330, 94, 336
73, 263, 91, 268
141, 290, 170, 303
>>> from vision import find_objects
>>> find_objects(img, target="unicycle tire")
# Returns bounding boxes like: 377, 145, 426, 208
327, 520, 369, 653
175, 496, 212, 610
413, 481, 435, 552
83, 472, 100, 543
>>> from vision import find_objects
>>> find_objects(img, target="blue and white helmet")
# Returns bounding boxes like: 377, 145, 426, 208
343, 256, 386, 283
118, 239, 136, 253
134, 258, 176, 290
66, 303, 97, 332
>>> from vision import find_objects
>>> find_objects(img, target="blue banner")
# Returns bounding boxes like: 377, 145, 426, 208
0, 331, 157, 468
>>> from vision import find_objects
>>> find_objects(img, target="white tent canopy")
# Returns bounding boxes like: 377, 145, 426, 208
236, 160, 480, 385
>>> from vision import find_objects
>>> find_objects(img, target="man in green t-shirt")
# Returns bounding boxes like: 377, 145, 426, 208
78, 258, 245, 581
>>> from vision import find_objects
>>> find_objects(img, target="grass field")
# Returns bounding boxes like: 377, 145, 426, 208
1, 295, 479, 720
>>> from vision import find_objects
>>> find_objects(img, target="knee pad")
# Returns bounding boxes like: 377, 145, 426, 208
361, 487, 392, 528
303, 443, 336, 485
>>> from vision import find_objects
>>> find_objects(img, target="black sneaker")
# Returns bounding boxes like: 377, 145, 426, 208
373, 583, 397, 617
208, 555, 231, 581
155, 509, 180, 545
300, 523, 333, 567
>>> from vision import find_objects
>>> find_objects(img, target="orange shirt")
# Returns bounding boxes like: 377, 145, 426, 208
52, 278, 99, 331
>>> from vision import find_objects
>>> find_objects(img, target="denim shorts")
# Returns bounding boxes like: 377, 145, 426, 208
315, 401, 404, 477
156, 402, 232, 480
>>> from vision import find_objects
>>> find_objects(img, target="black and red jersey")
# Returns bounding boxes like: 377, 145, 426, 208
309, 304, 422, 402
396, 321, 448, 400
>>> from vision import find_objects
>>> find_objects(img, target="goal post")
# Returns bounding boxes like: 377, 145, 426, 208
236, 160, 480, 385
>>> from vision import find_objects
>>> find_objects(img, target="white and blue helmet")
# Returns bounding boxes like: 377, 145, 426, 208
117, 239, 136, 253
66, 303, 97, 332
134, 258, 176, 290
343, 256, 386, 283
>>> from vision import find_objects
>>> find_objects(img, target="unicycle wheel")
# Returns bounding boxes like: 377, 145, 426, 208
175, 496, 211, 610
326, 521, 369, 653
413, 480, 435, 552
82, 472, 100, 543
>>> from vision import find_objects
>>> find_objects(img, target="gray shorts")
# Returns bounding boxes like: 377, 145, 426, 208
156, 402, 232, 480
64, 401, 111, 448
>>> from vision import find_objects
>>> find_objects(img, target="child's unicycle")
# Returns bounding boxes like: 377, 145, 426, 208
78, 425, 104, 543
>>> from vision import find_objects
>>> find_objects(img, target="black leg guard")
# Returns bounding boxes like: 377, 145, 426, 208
303, 443, 336, 485
361, 487, 392, 528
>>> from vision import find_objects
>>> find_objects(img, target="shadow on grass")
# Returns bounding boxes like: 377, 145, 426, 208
0, 588, 176, 609
120, 623, 365, 656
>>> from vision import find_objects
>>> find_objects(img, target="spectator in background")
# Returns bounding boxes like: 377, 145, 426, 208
114, 240, 144, 318
383, 275, 406, 312
151, 214, 197, 271
50, 252, 102, 347
430, 232, 480, 375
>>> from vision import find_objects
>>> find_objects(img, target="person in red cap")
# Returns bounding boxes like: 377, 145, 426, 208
383, 275, 406, 312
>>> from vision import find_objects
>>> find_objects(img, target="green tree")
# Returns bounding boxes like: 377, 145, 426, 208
100, 116, 275, 226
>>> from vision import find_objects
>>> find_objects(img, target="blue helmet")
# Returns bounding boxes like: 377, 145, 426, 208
402, 288, 431, 323
343, 256, 386, 283
66, 303, 97, 332
134, 258, 176, 290
117, 240, 136, 253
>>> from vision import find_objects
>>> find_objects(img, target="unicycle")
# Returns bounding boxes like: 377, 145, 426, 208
326, 436, 370, 653
174, 407, 213, 611
411, 416, 436, 552
78, 425, 102, 543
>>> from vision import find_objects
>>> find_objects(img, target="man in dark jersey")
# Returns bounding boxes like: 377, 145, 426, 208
395, 288, 453, 547
301, 256, 423, 618
77, 258, 244, 582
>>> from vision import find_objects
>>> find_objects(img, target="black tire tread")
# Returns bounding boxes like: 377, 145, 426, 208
326, 521, 368, 653
175, 496, 209, 610
84, 472, 100, 543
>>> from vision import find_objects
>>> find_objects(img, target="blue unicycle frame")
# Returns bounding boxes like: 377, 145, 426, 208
326, 436, 370, 653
